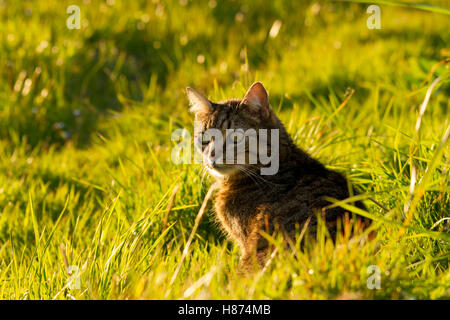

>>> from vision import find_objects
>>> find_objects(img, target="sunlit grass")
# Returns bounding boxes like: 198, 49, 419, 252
0, 0, 448, 299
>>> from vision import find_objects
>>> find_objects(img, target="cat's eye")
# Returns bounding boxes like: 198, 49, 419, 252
198, 136, 210, 149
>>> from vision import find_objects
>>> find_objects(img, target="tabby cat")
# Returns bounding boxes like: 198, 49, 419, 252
186, 82, 368, 271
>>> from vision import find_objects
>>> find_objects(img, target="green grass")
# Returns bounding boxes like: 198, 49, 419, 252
0, 0, 449, 299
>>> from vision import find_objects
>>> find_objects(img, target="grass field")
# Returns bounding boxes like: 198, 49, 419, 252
0, 0, 449, 299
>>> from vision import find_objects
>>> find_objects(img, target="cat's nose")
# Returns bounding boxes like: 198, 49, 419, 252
206, 147, 216, 166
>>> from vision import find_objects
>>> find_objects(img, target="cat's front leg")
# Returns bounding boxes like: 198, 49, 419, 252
238, 249, 267, 274
237, 235, 270, 273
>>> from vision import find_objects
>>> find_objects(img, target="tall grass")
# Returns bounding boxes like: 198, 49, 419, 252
0, 0, 448, 299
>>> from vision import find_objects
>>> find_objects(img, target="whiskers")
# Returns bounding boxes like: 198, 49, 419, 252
236, 165, 281, 188
197, 160, 283, 191
198, 165, 209, 189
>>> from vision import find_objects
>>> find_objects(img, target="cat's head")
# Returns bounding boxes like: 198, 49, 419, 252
186, 82, 281, 179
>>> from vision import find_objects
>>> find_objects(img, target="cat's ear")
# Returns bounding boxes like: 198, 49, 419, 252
240, 82, 270, 120
186, 87, 212, 117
